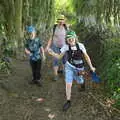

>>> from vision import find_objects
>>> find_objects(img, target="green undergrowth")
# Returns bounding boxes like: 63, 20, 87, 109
99, 38, 120, 109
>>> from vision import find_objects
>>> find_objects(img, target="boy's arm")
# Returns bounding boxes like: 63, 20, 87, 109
25, 48, 32, 57
25, 48, 31, 55
83, 52, 95, 72
48, 49, 65, 59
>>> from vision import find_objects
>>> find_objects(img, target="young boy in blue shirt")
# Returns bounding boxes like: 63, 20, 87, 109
25, 30, 45, 86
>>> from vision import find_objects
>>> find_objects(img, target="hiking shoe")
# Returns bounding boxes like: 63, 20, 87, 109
63, 101, 71, 111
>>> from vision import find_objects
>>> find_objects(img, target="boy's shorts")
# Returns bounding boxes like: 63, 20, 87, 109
65, 62, 84, 84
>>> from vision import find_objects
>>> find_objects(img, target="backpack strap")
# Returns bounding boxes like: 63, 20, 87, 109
68, 45, 73, 63
76, 43, 84, 61
76, 43, 80, 51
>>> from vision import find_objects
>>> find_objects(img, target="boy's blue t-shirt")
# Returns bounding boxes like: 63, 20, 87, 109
25, 37, 42, 61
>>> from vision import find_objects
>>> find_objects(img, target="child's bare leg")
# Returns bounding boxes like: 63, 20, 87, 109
66, 83, 72, 100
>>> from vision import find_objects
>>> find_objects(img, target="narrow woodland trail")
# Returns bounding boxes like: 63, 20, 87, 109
0, 57, 120, 120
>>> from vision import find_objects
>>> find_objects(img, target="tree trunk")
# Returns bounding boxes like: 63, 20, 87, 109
14, 0, 23, 58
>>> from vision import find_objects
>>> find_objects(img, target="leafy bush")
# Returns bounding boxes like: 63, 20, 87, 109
99, 38, 120, 109
112, 88, 120, 109
0, 57, 12, 74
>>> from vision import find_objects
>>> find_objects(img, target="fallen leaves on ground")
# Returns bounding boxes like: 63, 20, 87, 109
36, 98, 45, 103
48, 113, 55, 119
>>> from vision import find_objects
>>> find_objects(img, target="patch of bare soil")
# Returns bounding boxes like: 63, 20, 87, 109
0, 58, 120, 120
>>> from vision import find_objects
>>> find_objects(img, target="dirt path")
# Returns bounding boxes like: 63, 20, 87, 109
0, 58, 119, 120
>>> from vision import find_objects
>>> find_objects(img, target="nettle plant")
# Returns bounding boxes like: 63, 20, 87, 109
0, 57, 11, 74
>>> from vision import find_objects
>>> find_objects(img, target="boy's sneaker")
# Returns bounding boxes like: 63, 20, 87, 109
63, 101, 71, 111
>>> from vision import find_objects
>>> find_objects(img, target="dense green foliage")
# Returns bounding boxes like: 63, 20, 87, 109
100, 38, 120, 108
0, 57, 11, 74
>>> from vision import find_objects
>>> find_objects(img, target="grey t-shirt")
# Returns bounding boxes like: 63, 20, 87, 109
52, 26, 66, 47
